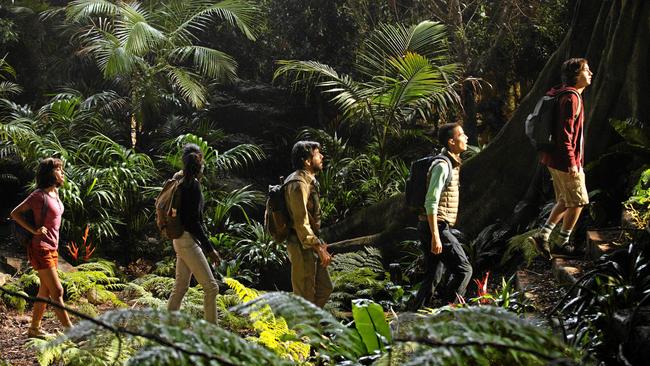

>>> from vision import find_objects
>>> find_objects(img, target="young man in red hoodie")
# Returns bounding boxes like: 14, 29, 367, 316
527, 58, 593, 258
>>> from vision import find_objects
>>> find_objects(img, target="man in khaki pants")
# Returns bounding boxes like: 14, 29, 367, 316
527, 58, 593, 258
284, 141, 333, 307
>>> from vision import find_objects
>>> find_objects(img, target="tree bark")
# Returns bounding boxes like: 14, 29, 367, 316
321, 194, 416, 243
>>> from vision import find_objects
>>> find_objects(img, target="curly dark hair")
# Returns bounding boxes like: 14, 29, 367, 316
291, 141, 321, 170
36, 157, 63, 189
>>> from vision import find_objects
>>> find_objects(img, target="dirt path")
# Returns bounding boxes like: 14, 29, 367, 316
0, 304, 49, 366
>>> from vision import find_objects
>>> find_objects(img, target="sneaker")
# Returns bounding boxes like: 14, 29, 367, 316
551, 244, 584, 259
27, 327, 52, 339
526, 234, 551, 260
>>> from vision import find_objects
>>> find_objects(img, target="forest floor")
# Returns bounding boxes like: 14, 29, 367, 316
0, 257, 570, 366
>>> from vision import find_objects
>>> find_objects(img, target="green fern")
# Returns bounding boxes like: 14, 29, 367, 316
59, 270, 121, 303
225, 278, 310, 362
75, 260, 118, 277
232, 292, 367, 361
135, 274, 176, 299
153, 257, 176, 277
327, 247, 398, 311
0, 282, 28, 312
104, 283, 127, 291
73, 301, 99, 318
330, 247, 385, 273
121, 283, 151, 300
225, 277, 260, 303
39, 308, 290, 366
86, 284, 126, 307
17, 270, 41, 294
131, 295, 167, 310
388, 306, 581, 365
31, 331, 140, 366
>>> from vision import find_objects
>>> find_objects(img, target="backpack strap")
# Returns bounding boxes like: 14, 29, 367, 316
429, 154, 454, 191
558, 90, 582, 119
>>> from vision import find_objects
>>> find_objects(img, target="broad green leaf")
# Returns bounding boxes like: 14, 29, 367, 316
352, 298, 392, 353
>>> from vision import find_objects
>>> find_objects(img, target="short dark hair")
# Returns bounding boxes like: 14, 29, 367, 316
291, 141, 321, 170
182, 143, 203, 178
438, 123, 460, 149
36, 157, 63, 189
561, 58, 588, 86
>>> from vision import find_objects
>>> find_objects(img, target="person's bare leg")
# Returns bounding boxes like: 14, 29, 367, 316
30, 281, 50, 330
38, 268, 72, 327
561, 206, 583, 231
547, 201, 567, 225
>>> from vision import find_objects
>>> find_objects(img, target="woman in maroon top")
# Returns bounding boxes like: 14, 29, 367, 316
11, 158, 72, 338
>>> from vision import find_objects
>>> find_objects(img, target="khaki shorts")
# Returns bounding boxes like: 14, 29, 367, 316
548, 167, 589, 208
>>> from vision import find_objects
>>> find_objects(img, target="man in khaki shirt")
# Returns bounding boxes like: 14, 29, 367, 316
284, 141, 333, 308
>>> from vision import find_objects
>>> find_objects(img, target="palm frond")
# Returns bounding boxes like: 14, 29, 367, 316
80, 90, 129, 116
0, 56, 17, 78
175, 0, 260, 41
169, 45, 237, 81
274, 60, 369, 120
116, 2, 165, 56
65, 0, 120, 22
166, 66, 207, 108
79, 20, 135, 78
0, 81, 22, 97
358, 20, 451, 77
210, 185, 263, 226
212, 143, 265, 173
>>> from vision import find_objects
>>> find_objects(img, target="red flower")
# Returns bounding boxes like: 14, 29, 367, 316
474, 272, 491, 304
66, 241, 79, 261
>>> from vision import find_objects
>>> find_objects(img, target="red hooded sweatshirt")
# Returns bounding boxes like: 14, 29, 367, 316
540, 84, 584, 172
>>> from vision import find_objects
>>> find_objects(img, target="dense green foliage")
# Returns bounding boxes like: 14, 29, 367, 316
556, 242, 650, 365
2, 1, 628, 365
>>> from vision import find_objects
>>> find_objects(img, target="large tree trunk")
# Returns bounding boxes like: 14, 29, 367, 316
457, 0, 650, 236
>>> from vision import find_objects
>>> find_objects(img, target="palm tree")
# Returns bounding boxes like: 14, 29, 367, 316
59, 0, 260, 147
274, 20, 461, 162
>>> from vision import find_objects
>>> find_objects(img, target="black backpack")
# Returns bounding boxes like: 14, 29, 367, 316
404, 154, 453, 211
525, 90, 581, 151
12, 190, 48, 248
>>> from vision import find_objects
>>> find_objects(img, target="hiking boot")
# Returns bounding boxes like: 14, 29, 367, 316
551, 244, 584, 259
526, 234, 551, 260
27, 327, 52, 339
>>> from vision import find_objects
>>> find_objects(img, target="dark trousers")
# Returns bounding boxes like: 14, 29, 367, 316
413, 220, 473, 308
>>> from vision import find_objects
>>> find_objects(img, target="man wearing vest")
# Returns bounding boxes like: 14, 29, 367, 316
413, 123, 473, 308
527, 58, 593, 259
284, 141, 333, 308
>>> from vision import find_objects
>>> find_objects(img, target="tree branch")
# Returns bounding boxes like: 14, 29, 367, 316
0, 286, 235, 365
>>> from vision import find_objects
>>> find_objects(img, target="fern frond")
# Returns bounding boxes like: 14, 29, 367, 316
231, 292, 367, 360
225, 277, 260, 303
392, 306, 580, 365
45, 308, 290, 366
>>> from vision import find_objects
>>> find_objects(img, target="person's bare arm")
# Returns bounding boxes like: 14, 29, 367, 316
10, 196, 46, 236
